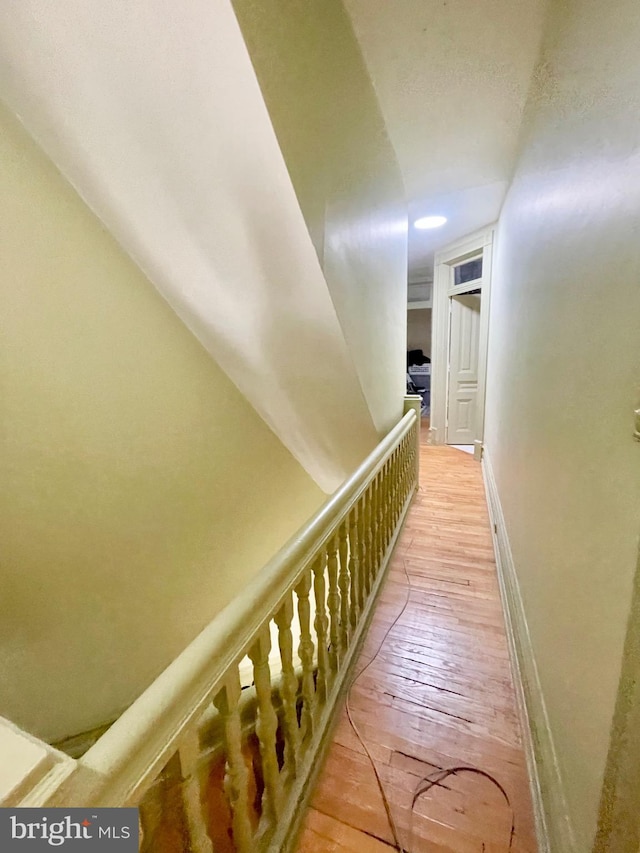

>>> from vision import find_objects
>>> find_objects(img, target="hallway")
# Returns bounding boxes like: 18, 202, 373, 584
297, 429, 537, 852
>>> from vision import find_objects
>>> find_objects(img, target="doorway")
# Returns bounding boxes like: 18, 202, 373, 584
447, 291, 482, 447
429, 226, 495, 460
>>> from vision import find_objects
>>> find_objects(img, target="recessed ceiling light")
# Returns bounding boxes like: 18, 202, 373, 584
414, 215, 447, 230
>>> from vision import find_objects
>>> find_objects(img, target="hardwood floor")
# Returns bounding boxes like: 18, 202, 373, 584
296, 428, 537, 853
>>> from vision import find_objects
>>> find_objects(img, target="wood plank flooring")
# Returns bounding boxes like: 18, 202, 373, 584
296, 426, 537, 853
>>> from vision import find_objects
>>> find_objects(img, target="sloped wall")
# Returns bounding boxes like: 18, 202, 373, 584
0, 0, 380, 494
0, 101, 325, 743
232, 0, 408, 435
484, 0, 640, 846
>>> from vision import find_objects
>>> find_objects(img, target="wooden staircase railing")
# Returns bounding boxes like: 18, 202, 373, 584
2, 399, 421, 853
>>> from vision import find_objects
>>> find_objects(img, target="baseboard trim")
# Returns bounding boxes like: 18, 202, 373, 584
482, 451, 575, 853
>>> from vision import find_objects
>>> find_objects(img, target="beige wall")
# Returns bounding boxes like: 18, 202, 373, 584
232, 0, 408, 435
407, 309, 432, 358
0, 102, 325, 743
0, 0, 379, 494
485, 0, 640, 847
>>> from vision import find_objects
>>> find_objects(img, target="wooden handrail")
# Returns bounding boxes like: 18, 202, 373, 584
14, 402, 421, 853
49, 408, 418, 808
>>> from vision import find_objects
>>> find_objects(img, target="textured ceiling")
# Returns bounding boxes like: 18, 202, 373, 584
343, 0, 549, 276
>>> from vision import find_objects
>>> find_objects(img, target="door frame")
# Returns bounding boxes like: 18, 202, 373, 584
429, 224, 495, 460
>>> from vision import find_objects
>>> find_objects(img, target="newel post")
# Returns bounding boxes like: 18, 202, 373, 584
404, 395, 422, 492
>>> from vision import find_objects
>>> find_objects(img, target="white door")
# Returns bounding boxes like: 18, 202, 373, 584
446, 293, 481, 444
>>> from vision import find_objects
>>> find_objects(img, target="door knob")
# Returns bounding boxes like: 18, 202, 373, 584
634, 407, 640, 442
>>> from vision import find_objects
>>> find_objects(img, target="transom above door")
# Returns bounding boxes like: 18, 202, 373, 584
429, 226, 495, 459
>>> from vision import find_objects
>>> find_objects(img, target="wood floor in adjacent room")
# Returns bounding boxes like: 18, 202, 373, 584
296, 427, 538, 853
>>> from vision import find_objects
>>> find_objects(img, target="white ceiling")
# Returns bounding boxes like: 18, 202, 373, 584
343, 0, 549, 278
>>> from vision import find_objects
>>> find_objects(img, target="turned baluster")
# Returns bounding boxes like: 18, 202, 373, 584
312, 552, 330, 706
249, 627, 283, 828
365, 484, 375, 593
390, 453, 398, 534
390, 449, 399, 529
397, 448, 403, 519
402, 436, 409, 497
402, 436, 410, 500
377, 472, 385, 567
337, 521, 351, 650
348, 505, 362, 619
398, 445, 405, 516
274, 593, 301, 786
380, 460, 391, 556
408, 433, 415, 496
178, 730, 213, 853
326, 533, 341, 673
212, 671, 254, 853
359, 488, 370, 599
375, 470, 384, 568
391, 451, 400, 535
295, 571, 316, 748
370, 476, 379, 586
357, 493, 367, 607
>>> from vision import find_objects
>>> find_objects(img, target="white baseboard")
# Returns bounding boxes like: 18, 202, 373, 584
482, 451, 575, 853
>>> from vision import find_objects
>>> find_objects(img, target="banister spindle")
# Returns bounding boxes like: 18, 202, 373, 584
390, 456, 395, 530
373, 471, 381, 565
274, 594, 301, 785
326, 533, 341, 673
357, 493, 367, 608
374, 472, 383, 567
390, 452, 398, 537
404, 436, 415, 500
213, 671, 254, 853
412, 422, 419, 486
391, 450, 399, 528
295, 570, 316, 748
369, 476, 379, 587
401, 436, 409, 500
364, 485, 375, 594
249, 626, 283, 827
385, 456, 393, 542
338, 521, 351, 651
359, 488, 370, 599
178, 730, 214, 853
312, 552, 330, 706
382, 465, 389, 556
348, 505, 362, 619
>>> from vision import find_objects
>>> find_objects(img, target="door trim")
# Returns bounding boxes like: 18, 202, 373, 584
429, 225, 495, 459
